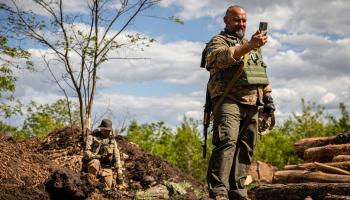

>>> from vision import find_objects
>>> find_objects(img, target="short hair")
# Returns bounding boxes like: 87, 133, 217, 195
225, 5, 245, 17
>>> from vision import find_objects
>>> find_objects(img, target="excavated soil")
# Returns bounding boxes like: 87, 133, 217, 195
0, 127, 207, 200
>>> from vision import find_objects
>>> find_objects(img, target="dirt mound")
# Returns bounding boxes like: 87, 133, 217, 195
0, 127, 207, 200
0, 136, 52, 200
45, 169, 96, 200
117, 136, 204, 189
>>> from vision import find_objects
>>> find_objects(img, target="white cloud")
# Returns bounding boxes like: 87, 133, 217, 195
4, 0, 89, 16
99, 39, 207, 85
94, 92, 203, 127
161, 0, 350, 36
5, 0, 350, 129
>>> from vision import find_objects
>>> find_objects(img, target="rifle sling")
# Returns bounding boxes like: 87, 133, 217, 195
211, 53, 250, 117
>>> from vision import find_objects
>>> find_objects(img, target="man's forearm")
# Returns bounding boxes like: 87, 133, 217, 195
232, 41, 255, 59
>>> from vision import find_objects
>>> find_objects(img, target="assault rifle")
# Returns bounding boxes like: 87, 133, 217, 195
202, 89, 212, 158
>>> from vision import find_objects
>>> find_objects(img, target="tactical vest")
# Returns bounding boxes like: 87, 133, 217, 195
91, 136, 115, 165
202, 33, 269, 86
231, 48, 269, 86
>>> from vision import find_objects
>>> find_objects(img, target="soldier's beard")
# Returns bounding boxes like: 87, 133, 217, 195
234, 29, 245, 39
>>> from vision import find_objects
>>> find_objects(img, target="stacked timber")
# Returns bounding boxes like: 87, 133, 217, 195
252, 132, 350, 200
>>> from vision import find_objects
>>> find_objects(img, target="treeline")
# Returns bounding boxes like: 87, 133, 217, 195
127, 119, 213, 181
126, 100, 350, 181
1, 98, 349, 182
254, 100, 350, 169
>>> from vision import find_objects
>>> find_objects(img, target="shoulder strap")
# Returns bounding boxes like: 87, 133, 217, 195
211, 53, 250, 117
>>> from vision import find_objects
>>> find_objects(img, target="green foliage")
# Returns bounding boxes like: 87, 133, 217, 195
0, 120, 17, 133
254, 99, 350, 169
127, 118, 212, 181
20, 99, 79, 137
128, 100, 350, 182
0, 35, 32, 118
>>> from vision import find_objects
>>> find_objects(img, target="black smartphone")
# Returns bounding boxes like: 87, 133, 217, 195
259, 22, 268, 34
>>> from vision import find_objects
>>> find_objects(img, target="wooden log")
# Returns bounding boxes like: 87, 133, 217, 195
333, 155, 350, 162
251, 183, 350, 200
294, 132, 350, 158
304, 144, 350, 162
248, 161, 277, 184
314, 161, 350, 175
323, 195, 350, 200
294, 136, 336, 157
273, 170, 350, 183
284, 161, 350, 172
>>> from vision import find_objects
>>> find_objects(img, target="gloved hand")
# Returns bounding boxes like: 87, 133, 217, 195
263, 95, 275, 117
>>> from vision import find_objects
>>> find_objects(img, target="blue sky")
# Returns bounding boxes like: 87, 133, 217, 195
3, 0, 350, 130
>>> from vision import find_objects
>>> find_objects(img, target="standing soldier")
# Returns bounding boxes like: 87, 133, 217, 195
203, 5, 275, 200
84, 119, 124, 190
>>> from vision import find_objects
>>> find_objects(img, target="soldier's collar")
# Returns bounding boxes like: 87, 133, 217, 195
220, 31, 248, 44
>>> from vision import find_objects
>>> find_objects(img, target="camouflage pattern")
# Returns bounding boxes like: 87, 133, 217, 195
84, 129, 123, 189
87, 159, 115, 189
205, 30, 272, 199
84, 130, 122, 169
205, 31, 271, 105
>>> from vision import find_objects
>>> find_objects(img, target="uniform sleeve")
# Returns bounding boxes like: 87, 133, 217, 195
206, 35, 240, 70
113, 140, 122, 169
83, 135, 98, 160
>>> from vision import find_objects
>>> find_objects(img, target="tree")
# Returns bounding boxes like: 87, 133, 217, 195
21, 99, 79, 137
1, 0, 161, 142
0, 35, 31, 119
127, 118, 213, 181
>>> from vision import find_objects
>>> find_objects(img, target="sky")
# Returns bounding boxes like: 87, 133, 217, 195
3, 0, 350, 130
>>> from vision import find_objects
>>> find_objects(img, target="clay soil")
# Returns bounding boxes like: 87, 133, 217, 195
0, 126, 206, 200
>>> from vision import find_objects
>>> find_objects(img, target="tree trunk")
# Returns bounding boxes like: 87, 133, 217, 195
303, 144, 350, 162
248, 161, 277, 184
284, 161, 350, 172
294, 136, 336, 158
294, 133, 350, 158
333, 155, 350, 162
273, 170, 350, 183
251, 183, 350, 200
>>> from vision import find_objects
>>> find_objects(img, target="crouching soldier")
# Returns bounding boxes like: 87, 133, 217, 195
83, 119, 123, 190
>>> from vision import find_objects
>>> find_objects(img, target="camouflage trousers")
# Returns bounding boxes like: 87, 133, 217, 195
87, 159, 114, 189
207, 98, 258, 199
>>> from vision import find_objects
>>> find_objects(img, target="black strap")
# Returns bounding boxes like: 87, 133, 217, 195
200, 47, 207, 68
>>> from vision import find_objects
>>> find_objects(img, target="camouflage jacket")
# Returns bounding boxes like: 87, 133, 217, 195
83, 130, 122, 169
205, 31, 272, 106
